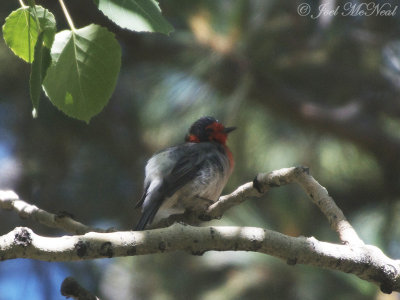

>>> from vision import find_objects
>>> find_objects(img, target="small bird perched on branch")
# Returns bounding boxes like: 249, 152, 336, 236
135, 116, 236, 230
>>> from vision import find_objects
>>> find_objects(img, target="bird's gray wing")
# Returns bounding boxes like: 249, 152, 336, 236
134, 143, 223, 230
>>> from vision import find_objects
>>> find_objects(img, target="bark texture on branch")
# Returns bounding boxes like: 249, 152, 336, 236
1, 225, 399, 294
0, 167, 396, 294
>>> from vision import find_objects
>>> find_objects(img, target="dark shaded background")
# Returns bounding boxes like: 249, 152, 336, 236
1, 0, 400, 299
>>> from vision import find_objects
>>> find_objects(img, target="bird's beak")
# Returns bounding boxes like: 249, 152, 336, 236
223, 127, 237, 134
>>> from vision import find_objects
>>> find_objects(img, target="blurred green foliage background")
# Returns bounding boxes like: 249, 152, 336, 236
1, 0, 400, 299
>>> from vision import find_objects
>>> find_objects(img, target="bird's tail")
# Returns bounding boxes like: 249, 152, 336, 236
134, 190, 163, 231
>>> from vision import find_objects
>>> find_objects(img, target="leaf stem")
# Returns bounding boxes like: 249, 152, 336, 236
19, 0, 27, 8
58, 0, 76, 32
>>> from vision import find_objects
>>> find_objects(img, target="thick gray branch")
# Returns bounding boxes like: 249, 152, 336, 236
1, 225, 399, 294
0, 167, 385, 292
1, 167, 360, 246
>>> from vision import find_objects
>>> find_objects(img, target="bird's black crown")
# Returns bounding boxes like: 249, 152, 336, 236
186, 116, 219, 142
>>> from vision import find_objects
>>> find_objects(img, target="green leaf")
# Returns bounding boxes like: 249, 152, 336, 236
94, 0, 173, 34
30, 31, 51, 113
2, 6, 56, 63
42, 24, 121, 122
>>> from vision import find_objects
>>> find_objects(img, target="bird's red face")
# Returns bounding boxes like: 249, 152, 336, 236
185, 117, 236, 145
